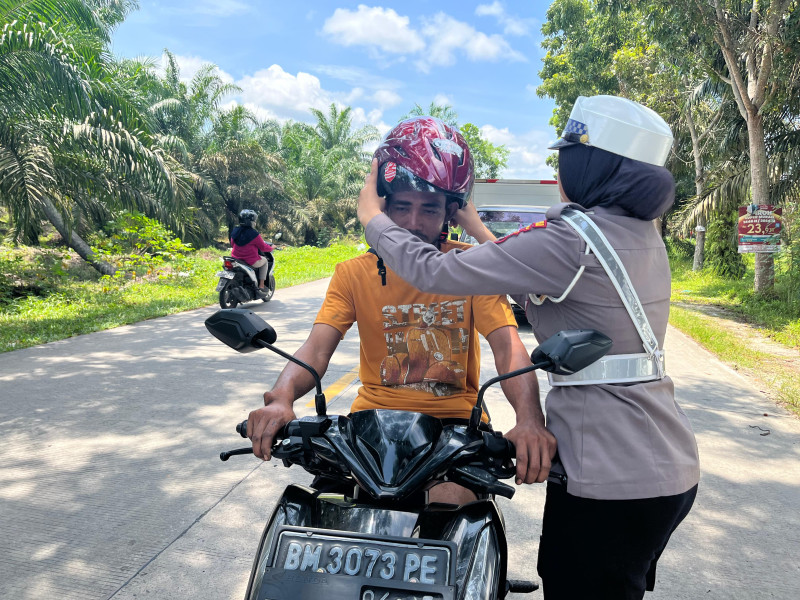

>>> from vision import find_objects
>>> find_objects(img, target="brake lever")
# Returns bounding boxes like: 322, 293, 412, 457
448, 465, 516, 499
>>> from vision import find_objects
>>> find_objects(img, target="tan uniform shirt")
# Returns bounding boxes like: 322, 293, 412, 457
365, 203, 700, 500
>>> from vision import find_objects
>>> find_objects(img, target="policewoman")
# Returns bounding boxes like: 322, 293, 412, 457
358, 95, 700, 599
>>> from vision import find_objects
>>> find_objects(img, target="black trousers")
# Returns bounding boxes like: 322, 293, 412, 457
537, 482, 697, 599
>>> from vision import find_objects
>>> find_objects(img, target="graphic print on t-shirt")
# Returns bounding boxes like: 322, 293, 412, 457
379, 300, 469, 396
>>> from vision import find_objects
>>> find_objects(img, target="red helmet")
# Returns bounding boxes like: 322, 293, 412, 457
374, 116, 474, 207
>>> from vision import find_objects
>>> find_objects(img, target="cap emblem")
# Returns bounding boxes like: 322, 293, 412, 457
564, 118, 588, 135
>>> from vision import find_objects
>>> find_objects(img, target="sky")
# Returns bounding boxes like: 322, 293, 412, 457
111, 1, 559, 179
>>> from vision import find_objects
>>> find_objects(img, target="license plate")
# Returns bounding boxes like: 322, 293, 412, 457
274, 530, 451, 586
216, 271, 235, 279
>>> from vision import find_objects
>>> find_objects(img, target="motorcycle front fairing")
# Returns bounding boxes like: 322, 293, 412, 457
243, 410, 511, 600
244, 484, 508, 600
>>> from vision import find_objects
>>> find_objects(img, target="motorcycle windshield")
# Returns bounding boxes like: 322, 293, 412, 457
348, 410, 442, 486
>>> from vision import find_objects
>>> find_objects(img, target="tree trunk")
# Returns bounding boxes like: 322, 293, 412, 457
754, 252, 774, 292
693, 224, 706, 271
683, 83, 706, 271
40, 196, 117, 276
747, 115, 774, 293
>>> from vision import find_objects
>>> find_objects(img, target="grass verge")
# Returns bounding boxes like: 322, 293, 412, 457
1, 243, 363, 353
668, 252, 800, 416
669, 304, 799, 415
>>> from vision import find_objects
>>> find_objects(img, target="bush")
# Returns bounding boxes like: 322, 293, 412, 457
705, 210, 746, 279
664, 236, 695, 261
90, 211, 195, 279
0, 247, 70, 303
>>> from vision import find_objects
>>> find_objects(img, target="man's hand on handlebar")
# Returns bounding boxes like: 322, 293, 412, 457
248, 393, 296, 460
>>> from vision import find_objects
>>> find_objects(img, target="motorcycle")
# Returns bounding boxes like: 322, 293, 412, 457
205, 308, 612, 600
216, 251, 276, 308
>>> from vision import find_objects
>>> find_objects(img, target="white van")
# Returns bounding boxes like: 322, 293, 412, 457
462, 179, 560, 242
461, 179, 561, 325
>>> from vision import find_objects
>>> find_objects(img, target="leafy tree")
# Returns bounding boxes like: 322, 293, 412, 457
309, 104, 377, 157
278, 107, 377, 245
648, 0, 800, 292
148, 50, 241, 160
460, 123, 509, 179
199, 138, 286, 237
705, 209, 745, 279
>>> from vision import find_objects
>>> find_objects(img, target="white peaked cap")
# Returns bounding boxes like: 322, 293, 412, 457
548, 95, 674, 166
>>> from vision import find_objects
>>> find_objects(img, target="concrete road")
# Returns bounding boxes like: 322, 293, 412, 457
1, 279, 798, 599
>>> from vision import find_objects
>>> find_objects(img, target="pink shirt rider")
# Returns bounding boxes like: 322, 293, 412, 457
231, 233, 274, 265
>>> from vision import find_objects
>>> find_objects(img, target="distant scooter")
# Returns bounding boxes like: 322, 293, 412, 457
216, 233, 280, 308
205, 308, 612, 600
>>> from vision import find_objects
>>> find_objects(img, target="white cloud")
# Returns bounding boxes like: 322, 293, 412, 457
372, 89, 403, 108
416, 13, 525, 73
475, 2, 536, 36
322, 5, 425, 54
344, 87, 366, 105
314, 64, 403, 91
237, 65, 335, 119
350, 106, 391, 131
433, 93, 453, 107
475, 1, 504, 18
321, 8, 525, 72
479, 124, 555, 179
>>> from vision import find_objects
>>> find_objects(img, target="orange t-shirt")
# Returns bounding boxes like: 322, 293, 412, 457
315, 241, 517, 420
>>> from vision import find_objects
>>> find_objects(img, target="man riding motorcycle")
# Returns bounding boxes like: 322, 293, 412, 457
245, 116, 556, 505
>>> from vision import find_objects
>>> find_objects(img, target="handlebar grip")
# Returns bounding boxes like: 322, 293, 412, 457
236, 419, 293, 442
484, 432, 515, 459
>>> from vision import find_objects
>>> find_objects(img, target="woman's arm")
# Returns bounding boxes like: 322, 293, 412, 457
454, 202, 496, 244
256, 234, 274, 253
359, 158, 581, 298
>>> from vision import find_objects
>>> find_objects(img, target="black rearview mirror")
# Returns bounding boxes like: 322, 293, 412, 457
205, 309, 277, 353
531, 329, 612, 375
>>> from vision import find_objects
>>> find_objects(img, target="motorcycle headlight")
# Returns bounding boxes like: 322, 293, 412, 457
463, 525, 500, 600
248, 506, 286, 600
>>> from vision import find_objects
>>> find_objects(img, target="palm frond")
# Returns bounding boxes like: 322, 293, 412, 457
0, 20, 92, 113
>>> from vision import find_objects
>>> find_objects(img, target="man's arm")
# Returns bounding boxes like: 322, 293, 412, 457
248, 323, 342, 460
485, 325, 557, 484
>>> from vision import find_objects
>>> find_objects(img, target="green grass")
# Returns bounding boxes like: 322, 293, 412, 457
667, 250, 800, 415
670, 254, 800, 348
670, 304, 800, 414
1, 242, 363, 353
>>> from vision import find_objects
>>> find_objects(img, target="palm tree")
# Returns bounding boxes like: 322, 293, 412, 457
199, 138, 286, 236
281, 107, 378, 244
0, 1, 199, 275
148, 50, 241, 160
309, 103, 379, 157
401, 102, 459, 126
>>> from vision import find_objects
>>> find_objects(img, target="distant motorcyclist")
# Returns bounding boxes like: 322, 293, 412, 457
230, 209, 274, 299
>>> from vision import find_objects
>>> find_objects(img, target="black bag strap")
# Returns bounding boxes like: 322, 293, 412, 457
367, 248, 387, 286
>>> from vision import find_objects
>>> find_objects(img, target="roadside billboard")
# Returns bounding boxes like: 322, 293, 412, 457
737, 204, 782, 253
